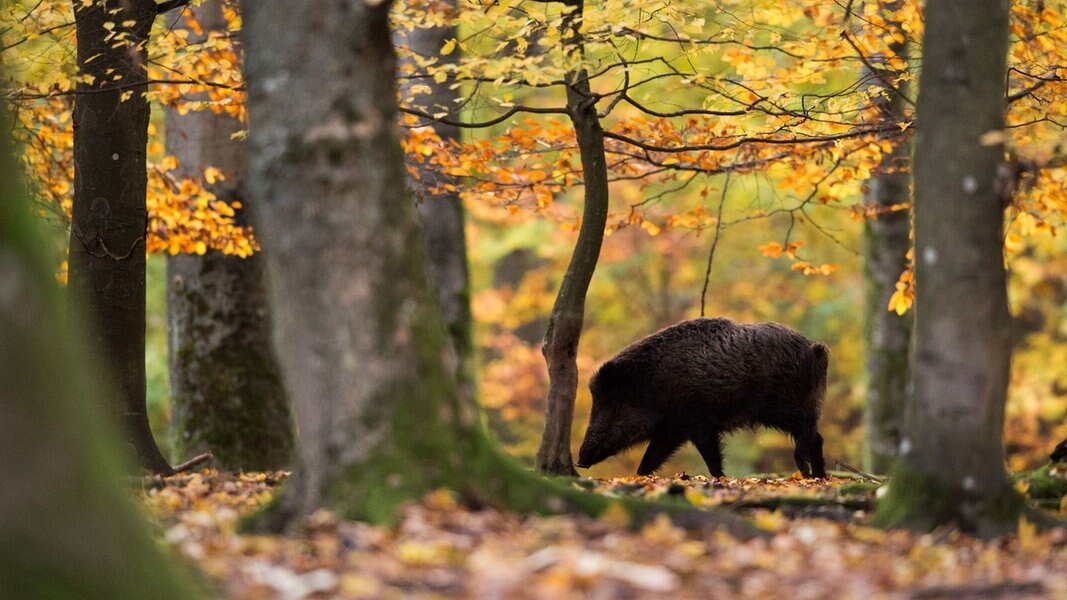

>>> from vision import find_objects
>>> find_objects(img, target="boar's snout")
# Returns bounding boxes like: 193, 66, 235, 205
576, 433, 604, 469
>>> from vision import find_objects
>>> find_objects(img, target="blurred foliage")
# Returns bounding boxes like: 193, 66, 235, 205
146, 255, 173, 460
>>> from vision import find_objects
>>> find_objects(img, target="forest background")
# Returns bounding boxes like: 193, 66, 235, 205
3, 0, 1066, 478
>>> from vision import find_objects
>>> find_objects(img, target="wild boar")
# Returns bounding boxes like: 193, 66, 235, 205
1052, 438, 1067, 463
575, 317, 829, 478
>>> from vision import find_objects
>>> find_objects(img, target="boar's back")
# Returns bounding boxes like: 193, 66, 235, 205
590, 317, 825, 414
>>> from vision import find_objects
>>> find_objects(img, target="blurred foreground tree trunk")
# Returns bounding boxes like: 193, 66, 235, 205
396, 0, 475, 405
536, 0, 609, 476
0, 99, 200, 600
69, 0, 170, 473
875, 0, 1023, 537
165, 0, 293, 471
242, 0, 747, 534
862, 5, 912, 474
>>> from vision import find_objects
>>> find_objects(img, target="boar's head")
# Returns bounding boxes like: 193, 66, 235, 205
576, 395, 656, 469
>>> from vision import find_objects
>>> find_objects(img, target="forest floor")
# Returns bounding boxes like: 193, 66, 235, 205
142, 468, 1067, 599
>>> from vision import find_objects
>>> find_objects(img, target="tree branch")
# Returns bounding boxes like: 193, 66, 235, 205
400, 104, 568, 129
700, 172, 730, 317
8, 78, 244, 100
155, 0, 191, 14
602, 123, 898, 154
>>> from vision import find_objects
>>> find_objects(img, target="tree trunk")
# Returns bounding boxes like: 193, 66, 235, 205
164, 0, 293, 471
535, 0, 609, 476
862, 12, 912, 475
0, 100, 200, 600
241, 0, 748, 536
397, 0, 475, 405
69, 0, 171, 474
874, 0, 1022, 537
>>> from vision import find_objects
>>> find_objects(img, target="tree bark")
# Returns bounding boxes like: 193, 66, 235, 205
874, 0, 1023, 537
0, 99, 200, 600
69, 0, 171, 474
244, 0, 508, 527
535, 0, 609, 476
397, 0, 475, 405
862, 10, 912, 475
241, 0, 749, 536
164, 0, 293, 471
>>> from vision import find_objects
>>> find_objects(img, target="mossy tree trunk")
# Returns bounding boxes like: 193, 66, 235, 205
243, 0, 574, 527
536, 0, 609, 477
164, 0, 293, 471
874, 0, 1022, 537
397, 0, 475, 405
69, 0, 171, 474
862, 7, 912, 475
242, 0, 748, 535
0, 100, 200, 600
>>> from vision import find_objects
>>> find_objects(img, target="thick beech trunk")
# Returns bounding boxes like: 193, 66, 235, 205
862, 19, 912, 475
874, 0, 1023, 537
398, 0, 475, 404
535, 0, 609, 476
0, 102, 199, 600
165, 0, 293, 471
69, 0, 170, 473
242, 0, 748, 535
243, 0, 553, 527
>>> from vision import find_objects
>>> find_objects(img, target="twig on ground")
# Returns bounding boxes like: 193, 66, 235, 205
170, 452, 213, 475
836, 460, 884, 484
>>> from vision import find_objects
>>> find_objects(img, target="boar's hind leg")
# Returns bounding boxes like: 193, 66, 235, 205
636, 431, 687, 476
793, 426, 826, 478
691, 433, 725, 477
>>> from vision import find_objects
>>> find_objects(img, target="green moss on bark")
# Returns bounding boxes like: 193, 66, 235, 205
168, 255, 293, 471
1, 99, 203, 599
874, 466, 1025, 538
172, 340, 292, 470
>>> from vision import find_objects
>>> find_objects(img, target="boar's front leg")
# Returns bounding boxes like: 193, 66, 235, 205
636, 430, 687, 476
691, 432, 725, 477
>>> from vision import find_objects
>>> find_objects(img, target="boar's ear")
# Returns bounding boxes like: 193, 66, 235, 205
590, 360, 626, 395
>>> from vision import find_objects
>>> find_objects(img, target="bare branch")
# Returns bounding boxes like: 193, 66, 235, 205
400, 104, 568, 129
8, 78, 244, 100
155, 0, 191, 15
700, 172, 730, 317
602, 123, 898, 154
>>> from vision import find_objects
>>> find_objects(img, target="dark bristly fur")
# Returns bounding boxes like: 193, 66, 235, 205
576, 317, 829, 478
1052, 438, 1067, 463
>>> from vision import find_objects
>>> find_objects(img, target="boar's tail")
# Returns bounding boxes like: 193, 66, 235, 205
806, 343, 830, 412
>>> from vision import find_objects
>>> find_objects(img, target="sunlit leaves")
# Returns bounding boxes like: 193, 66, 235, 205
3, 0, 253, 260
887, 259, 914, 316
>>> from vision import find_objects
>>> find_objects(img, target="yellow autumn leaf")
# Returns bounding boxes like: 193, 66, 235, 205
888, 289, 912, 315
204, 167, 224, 184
